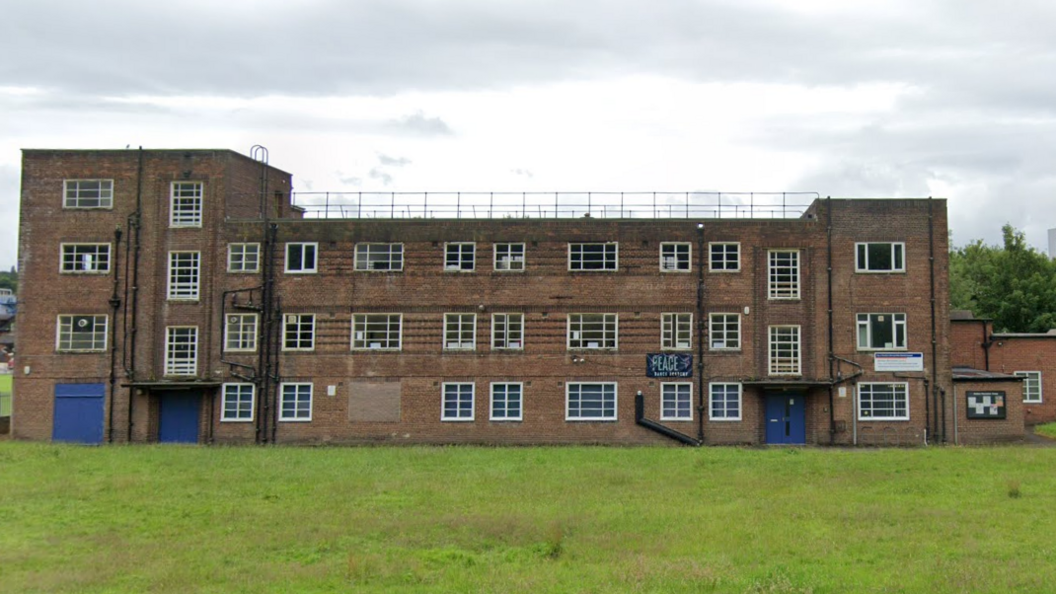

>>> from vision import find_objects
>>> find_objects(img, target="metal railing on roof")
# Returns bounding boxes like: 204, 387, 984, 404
289, 191, 820, 220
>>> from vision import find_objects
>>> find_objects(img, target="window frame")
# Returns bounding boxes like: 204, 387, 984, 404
1014, 371, 1043, 403
221, 383, 255, 423
169, 181, 204, 228
279, 382, 313, 422
709, 313, 741, 351
768, 325, 801, 376
59, 243, 112, 274
494, 243, 526, 272
282, 314, 316, 352
351, 314, 402, 351
164, 326, 198, 376
857, 382, 910, 421
659, 242, 692, 273
767, 249, 800, 300
227, 243, 261, 273
568, 242, 618, 271
661, 313, 693, 350
491, 313, 525, 350
490, 382, 524, 421
566, 382, 618, 421
441, 382, 475, 422
567, 313, 618, 350
709, 242, 741, 272
444, 242, 476, 272
444, 313, 477, 351
55, 314, 108, 352
856, 313, 907, 351
709, 382, 743, 421
166, 251, 201, 301
63, 179, 113, 209
224, 313, 259, 353
354, 243, 404, 272
284, 242, 318, 274
855, 242, 906, 273
661, 382, 693, 421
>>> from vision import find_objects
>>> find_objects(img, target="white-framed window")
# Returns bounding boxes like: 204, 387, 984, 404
165, 326, 198, 376
709, 313, 740, 350
768, 250, 800, 299
354, 243, 404, 271
709, 383, 742, 421
1014, 371, 1043, 403
55, 314, 108, 352
221, 383, 255, 422
661, 313, 692, 350
566, 382, 617, 421
63, 179, 113, 209
768, 325, 801, 375
352, 314, 402, 350
490, 383, 523, 421
494, 243, 525, 271
285, 242, 317, 274
60, 243, 111, 274
279, 383, 312, 422
660, 242, 691, 272
856, 242, 905, 273
170, 181, 203, 227
567, 313, 618, 349
491, 313, 524, 349
856, 313, 907, 350
444, 242, 476, 272
224, 313, 258, 352
858, 382, 909, 421
283, 314, 315, 351
569, 243, 618, 271
167, 251, 200, 300
661, 383, 693, 420
709, 242, 740, 272
442, 383, 475, 421
227, 243, 260, 273
444, 313, 477, 350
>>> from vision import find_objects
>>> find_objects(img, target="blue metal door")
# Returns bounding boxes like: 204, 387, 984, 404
158, 392, 200, 444
53, 383, 105, 444
765, 393, 806, 444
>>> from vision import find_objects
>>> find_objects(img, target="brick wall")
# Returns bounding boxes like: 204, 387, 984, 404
954, 379, 1024, 444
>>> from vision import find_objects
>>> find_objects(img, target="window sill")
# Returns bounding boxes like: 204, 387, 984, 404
709, 417, 742, 422
60, 271, 111, 275
857, 417, 909, 422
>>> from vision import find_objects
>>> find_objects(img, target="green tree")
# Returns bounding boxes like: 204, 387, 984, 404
0, 268, 15, 293
950, 224, 1056, 332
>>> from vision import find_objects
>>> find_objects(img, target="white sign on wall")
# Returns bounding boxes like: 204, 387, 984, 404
874, 352, 924, 372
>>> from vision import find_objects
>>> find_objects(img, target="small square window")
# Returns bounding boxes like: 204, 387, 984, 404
64, 179, 113, 209
569, 243, 617, 271
352, 314, 402, 350
445, 243, 476, 271
568, 313, 618, 349
444, 314, 477, 350
709, 313, 740, 350
494, 243, 525, 271
492, 313, 524, 349
661, 313, 692, 350
60, 243, 111, 274
283, 314, 315, 351
710, 243, 740, 272
56, 314, 108, 352
710, 383, 742, 420
856, 313, 907, 350
279, 383, 312, 421
355, 243, 404, 271
224, 314, 258, 352
661, 383, 692, 420
490, 383, 523, 421
228, 243, 260, 273
221, 383, 255, 422
285, 243, 318, 274
442, 383, 475, 421
170, 182, 203, 227
856, 243, 905, 273
660, 243, 691, 272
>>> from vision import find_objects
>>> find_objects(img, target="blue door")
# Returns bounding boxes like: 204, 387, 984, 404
158, 391, 200, 444
765, 393, 806, 444
53, 383, 105, 444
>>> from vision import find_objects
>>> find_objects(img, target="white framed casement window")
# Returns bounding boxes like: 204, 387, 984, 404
709, 383, 742, 421
567, 313, 618, 349
856, 242, 905, 273
569, 242, 618, 271
224, 313, 258, 352
444, 242, 476, 272
170, 181, 203, 227
283, 314, 315, 351
768, 250, 800, 299
661, 313, 692, 350
709, 313, 740, 350
709, 242, 740, 272
167, 251, 200, 300
768, 325, 801, 376
490, 382, 523, 421
444, 313, 477, 350
63, 179, 113, 209
285, 242, 318, 274
661, 383, 693, 421
856, 313, 907, 351
279, 383, 312, 422
1014, 371, 1042, 403
221, 383, 255, 422
351, 314, 402, 350
165, 326, 198, 376
60, 243, 111, 274
659, 242, 691, 272
55, 314, 108, 352
491, 313, 524, 349
442, 382, 475, 421
494, 243, 525, 271
858, 382, 909, 421
354, 243, 404, 271
566, 382, 617, 421
227, 243, 260, 273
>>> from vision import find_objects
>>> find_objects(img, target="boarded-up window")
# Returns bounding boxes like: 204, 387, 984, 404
348, 380, 401, 422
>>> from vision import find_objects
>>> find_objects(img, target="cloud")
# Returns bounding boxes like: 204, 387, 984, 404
377, 154, 411, 167
368, 168, 393, 186
384, 112, 452, 137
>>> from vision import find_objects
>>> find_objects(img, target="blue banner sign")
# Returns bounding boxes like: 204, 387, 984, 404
646, 353, 693, 378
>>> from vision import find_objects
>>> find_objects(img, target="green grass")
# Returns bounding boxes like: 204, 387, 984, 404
1034, 422, 1056, 439
0, 373, 10, 416
1, 445, 1055, 593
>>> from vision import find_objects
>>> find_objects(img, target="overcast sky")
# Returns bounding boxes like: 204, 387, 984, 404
2, 0, 1055, 269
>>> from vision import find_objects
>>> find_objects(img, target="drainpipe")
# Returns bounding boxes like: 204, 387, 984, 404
695, 223, 705, 443
106, 226, 123, 443
826, 198, 836, 444
928, 197, 941, 443
126, 147, 144, 442
981, 320, 992, 371
635, 391, 701, 446
952, 384, 959, 445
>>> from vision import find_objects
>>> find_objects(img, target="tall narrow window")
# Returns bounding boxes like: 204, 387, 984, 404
64, 179, 113, 209
283, 314, 315, 351
444, 243, 476, 271
569, 243, 618, 271
566, 383, 617, 420
442, 383, 475, 421
279, 383, 312, 421
494, 243, 525, 271
856, 243, 905, 273
709, 242, 740, 272
167, 251, 200, 300
709, 313, 740, 350
661, 313, 692, 350
285, 243, 318, 274
856, 313, 907, 350
768, 325, 801, 376
224, 313, 258, 352
490, 383, 523, 421
768, 250, 800, 299
444, 314, 477, 350
492, 313, 524, 349
567, 314, 618, 349
165, 326, 198, 376
660, 243, 691, 272
221, 383, 255, 422
60, 244, 111, 274
661, 383, 692, 420
352, 314, 402, 350
710, 383, 742, 420
228, 243, 260, 273
56, 315, 108, 352
1014, 371, 1042, 403
170, 182, 203, 227
354, 243, 403, 271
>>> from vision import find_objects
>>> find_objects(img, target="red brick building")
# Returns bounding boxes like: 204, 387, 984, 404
15, 148, 978, 446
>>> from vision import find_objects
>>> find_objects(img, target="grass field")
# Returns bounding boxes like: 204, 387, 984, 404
0, 373, 11, 417
1035, 422, 1056, 439
1, 444, 1054, 593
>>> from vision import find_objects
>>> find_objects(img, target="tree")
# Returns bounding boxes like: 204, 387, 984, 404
950, 224, 1056, 332
0, 269, 15, 293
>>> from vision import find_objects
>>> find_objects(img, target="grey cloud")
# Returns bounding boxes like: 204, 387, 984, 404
384, 112, 452, 137
0, 165, 20, 268
369, 168, 393, 186
377, 154, 411, 167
